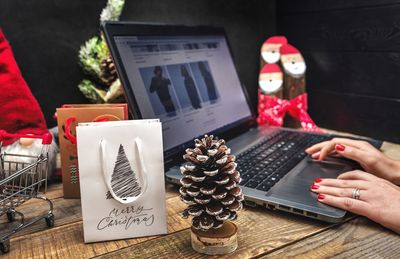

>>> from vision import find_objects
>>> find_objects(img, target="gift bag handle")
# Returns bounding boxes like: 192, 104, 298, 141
65, 117, 110, 145
100, 138, 147, 204
64, 117, 77, 145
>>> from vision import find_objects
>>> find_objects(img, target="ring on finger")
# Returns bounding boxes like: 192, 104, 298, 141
352, 188, 361, 200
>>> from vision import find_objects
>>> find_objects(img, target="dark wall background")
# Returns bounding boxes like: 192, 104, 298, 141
278, 0, 400, 143
0, 0, 276, 128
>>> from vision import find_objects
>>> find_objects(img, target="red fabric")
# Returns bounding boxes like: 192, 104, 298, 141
260, 64, 282, 74
257, 92, 321, 132
0, 29, 48, 145
264, 36, 288, 45
280, 43, 300, 55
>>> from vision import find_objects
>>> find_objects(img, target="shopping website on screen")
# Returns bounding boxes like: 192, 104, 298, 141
115, 35, 252, 150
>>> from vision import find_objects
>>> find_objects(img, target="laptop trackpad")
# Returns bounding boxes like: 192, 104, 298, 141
268, 161, 352, 208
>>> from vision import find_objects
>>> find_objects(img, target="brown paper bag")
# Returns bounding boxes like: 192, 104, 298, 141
56, 104, 128, 198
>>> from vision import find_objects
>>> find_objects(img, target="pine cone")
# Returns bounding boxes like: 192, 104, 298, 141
100, 57, 118, 85
180, 135, 243, 231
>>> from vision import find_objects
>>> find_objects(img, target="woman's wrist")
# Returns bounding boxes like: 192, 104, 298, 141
394, 173, 400, 186
388, 159, 400, 185
376, 153, 400, 185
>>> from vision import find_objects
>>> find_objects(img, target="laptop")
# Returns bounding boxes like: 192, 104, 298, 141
101, 22, 381, 223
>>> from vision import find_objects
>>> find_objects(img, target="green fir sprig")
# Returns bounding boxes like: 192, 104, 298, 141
78, 0, 125, 103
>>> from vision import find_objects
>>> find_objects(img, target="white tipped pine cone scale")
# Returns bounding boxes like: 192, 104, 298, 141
180, 135, 244, 231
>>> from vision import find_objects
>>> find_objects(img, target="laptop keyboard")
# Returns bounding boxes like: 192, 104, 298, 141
236, 130, 330, 192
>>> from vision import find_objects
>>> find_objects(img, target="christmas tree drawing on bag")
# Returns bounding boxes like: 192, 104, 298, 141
106, 144, 142, 200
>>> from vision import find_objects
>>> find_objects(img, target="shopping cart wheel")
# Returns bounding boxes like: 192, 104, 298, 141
45, 213, 55, 227
0, 240, 10, 253
6, 210, 15, 222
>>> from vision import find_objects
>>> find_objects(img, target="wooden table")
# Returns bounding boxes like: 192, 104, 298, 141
2, 140, 400, 258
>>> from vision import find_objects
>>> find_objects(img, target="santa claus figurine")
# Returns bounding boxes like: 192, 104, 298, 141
257, 64, 284, 125
259, 36, 287, 104
260, 36, 288, 66
258, 63, 283, 98
279, 43, 307, 128
279, 43, 306, 99
0, 29, 57, 175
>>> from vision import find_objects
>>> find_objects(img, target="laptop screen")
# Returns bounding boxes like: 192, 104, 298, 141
113, 34, 252, 156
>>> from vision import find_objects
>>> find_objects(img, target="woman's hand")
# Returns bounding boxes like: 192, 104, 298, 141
311, 170, 400, 233
305, 138, 400, 185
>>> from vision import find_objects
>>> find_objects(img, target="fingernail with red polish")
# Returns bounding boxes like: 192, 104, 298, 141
311, 185, 319, 190
314, 178, 322, 183
335, 144, 345, 152
317, 194, 325, 200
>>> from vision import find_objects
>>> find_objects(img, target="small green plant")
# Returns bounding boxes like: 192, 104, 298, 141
78, 0, 125, 103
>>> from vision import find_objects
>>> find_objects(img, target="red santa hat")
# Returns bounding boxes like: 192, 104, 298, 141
260, 63, 282, 74
280, 43, 301, 55
263, 36, 288, 45
0, 29, 48, 145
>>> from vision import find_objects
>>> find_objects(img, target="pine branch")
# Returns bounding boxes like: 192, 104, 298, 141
77, 0, 125, 103
78, 37, 109, 78
100, 0, 125, 22
104, 79, 124, 103
78, 79, 106, 103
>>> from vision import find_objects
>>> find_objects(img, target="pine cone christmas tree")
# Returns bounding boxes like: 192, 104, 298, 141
180, 135, 243, 231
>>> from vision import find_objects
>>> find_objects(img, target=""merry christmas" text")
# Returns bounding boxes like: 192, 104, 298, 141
97, 205, 155, 231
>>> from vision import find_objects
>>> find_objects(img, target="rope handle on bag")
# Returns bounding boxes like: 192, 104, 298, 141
64, 117, 77, 145
0, 130, 53, 145
65, 117, 111, 145
100, 138, 147, 204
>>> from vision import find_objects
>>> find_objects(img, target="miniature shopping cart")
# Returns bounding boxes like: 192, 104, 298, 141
0, 130, 54, 253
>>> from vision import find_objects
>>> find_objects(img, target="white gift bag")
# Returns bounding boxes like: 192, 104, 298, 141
76, 119, 167, 243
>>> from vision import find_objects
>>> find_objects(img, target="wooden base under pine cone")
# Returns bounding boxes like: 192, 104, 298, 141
191, 221, 238, 255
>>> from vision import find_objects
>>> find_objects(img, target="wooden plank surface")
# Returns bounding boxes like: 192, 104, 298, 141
2, 139, 399, 258
308, 90, 400, 143
1, 183, 339, 259
381, 141, 400, 160
2, 195, 189, 259
277, 0, 400, 143
265, 217, 400, 258
303, 52, 400, 99
278, 0, 400, 14
279, 2, 400, 52
0, 197, 81, 238
94, 207, 344, 259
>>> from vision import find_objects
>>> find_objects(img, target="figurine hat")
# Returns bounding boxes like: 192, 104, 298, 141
260, 64, 282, 74
263, 36, 288, 45
280, 43, 301, 55
0, 29, 48, 145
